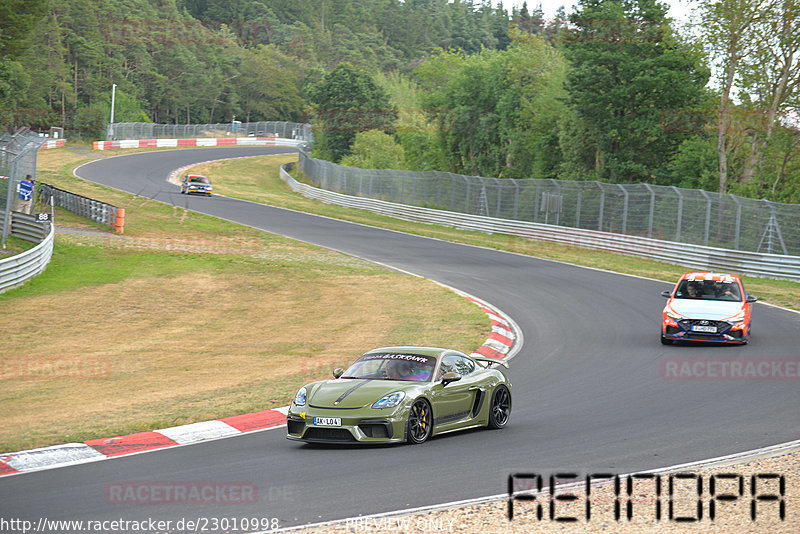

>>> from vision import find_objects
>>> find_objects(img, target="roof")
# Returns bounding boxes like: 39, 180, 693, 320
681, 272, 741, 282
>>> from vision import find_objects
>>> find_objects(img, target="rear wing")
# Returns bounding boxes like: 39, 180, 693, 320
472, 356, 509, 368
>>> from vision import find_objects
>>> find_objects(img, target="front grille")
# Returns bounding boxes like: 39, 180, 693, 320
679, 319, 730, 333
304, 428, 356, 442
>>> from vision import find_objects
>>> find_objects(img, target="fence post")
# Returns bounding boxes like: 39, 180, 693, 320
644, 183, 655, 239
730, 194, 742, 250
596, 181, 606, 232
700, 190, 712, 246
672, 186, 683, 242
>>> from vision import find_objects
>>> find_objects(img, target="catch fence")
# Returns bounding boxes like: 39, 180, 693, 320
1, 129, 47, 248
107, 121, 311, 142
297, 151, 799, 257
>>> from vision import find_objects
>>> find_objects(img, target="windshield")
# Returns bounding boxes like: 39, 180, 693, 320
675, 279, 742, 302
341, 353, 436, 382
188, 176, 210, 184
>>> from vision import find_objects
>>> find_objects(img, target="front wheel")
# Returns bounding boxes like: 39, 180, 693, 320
488, 385, 511, 429
406, 399, 432, 444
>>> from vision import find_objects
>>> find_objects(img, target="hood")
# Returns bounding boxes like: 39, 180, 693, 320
668, 299, 744, 320
308, 379, 415, 409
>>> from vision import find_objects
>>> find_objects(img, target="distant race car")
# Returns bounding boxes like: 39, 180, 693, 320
180, 174, 213, 195
660, 272, 757, 345
286, 346, 512, 444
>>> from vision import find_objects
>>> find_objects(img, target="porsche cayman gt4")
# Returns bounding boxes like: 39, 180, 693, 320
661, 272, 757, 345
286, 347, 512, 444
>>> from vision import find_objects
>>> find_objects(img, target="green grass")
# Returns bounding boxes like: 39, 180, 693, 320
0, 145, 491, 452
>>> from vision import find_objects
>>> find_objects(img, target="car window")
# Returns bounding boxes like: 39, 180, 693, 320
451, 355, 475, 376
436, 354, 475, 379
675, 279, 742, 302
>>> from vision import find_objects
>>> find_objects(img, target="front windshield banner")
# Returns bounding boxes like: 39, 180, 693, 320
344, 353, 436, 381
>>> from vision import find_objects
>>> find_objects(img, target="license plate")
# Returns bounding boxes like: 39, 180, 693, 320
313, 417, 341, 427
692, 325, 716, 333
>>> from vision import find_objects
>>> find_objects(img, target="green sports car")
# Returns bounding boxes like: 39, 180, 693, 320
286, 346, 512, 444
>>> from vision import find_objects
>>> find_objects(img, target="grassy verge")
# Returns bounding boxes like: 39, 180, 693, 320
0, 146, 487, 452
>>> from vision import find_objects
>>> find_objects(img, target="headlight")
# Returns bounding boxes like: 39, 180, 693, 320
372, 391, 405, 409
666, 308, 684, 320
294, 387, 307, 407
726, 310, 746, 323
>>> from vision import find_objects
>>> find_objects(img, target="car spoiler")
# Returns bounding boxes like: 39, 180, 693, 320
472, 355, 509, 368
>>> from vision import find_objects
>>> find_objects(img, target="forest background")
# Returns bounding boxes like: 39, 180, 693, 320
1, 0, 798, 202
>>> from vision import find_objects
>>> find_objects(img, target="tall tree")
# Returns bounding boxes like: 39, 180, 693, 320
306, 62, 396, 161
738, 0, 800, 189
420, 31, 567, 178
700, 0, 775, 192
562, 0, 709, 182
0, 0, 48, 58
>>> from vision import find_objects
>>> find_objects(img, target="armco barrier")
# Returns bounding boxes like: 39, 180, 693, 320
281, 164, 800, 282
0, 211, 54, 294
37, 183, 124, 233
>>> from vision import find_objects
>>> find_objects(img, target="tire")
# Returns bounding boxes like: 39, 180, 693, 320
488, 385, 511, 429
406, 399, 433, 444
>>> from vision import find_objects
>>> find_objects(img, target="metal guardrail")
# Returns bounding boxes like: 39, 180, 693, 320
37, 183, 124, 232
0, 211, 54, 294
281, 164, 800, 282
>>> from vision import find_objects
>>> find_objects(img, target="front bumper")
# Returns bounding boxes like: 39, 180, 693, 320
662, 317, 748, 343
286, 406, 409, 444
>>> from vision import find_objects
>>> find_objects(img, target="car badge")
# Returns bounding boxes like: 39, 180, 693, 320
700, 320, 709, 325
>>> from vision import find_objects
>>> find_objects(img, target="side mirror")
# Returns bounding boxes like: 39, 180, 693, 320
661, 290, 672, 298
746, 295, 758, 303
441, 371, 461, 386
333, 368, 344, 378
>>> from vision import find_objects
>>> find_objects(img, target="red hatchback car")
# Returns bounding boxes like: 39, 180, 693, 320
661, 272, 757, 345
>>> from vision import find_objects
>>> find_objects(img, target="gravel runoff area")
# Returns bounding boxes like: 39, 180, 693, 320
285, 444, 799, 533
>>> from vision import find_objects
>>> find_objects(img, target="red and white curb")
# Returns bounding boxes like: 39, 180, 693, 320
0, 408, 288, 477
0, 297, 518, 478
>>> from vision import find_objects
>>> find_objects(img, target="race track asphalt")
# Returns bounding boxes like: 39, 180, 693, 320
1, 147, 798, 530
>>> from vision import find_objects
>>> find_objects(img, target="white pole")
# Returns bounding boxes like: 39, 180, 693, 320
110, 83, 117, 124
